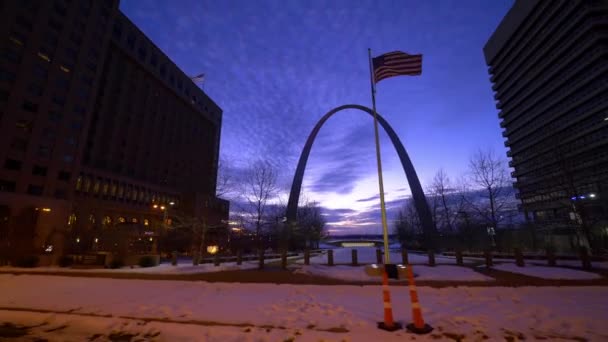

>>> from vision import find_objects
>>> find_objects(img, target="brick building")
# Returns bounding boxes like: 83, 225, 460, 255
0, 0, 228, 264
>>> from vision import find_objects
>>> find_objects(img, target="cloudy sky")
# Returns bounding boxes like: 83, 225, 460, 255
121, 0, 513, 235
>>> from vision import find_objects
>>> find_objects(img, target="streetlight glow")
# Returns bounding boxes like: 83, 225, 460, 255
169, 201, 175, 206
42, 208, 51, 212
153, 204, 158, 209
160, 205, 166, 210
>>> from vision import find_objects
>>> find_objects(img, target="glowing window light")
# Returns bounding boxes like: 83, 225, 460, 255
207, 245, 219, 255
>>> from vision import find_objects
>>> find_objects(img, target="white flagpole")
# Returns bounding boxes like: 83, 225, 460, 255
368, 48, 391, 264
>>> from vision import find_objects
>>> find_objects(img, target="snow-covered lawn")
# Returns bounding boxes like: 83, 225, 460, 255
491, 263, 603, 280
529, 259, 608, 270
293, 264, 494, 282
0, 275, 607, 341
0, 260, 261, 274
300, 247, 474, 265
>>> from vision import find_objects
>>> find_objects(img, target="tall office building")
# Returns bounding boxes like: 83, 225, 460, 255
484, 0, 608, 227
0, 0, 227, 263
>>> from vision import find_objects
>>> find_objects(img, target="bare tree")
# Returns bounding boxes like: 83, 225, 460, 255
467, 149, 512, 229
215, 157, 234, 199
394, 199, 422, 248
430, 169, 455, 233
170, 211, 226, 265
241, 160, 278, 245
296, 200, 327, 250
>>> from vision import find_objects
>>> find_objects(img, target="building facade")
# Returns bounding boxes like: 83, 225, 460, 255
484, 0, 608, 230
0, 0, 227, 264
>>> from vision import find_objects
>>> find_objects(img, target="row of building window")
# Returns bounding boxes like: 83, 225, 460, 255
501, 34, 604, 122
506, 71, 608, 139
499, 25, 598, 114
511, 107, 608, 165
0, 178, 68, 199
3, 158, 71, 179
75, 174, 178, 206
111, 19, 217, 117
493, 1, 581, 89
67, 214, 151, 228
491, 0, 578, 82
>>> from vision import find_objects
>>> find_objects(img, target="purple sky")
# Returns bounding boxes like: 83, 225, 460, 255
121, 0, 513, 235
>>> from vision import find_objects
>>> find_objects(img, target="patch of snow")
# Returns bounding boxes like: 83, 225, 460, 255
492, 263, 602, 280
0, 275, 607, 341
298, 247, 473, 265
0, 260, 261, 274
292, 264, 494, 282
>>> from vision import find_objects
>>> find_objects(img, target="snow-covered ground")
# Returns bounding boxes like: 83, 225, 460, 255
0, 260, 261, 274
300, 247, 474, 265
293, 264, 494, 282
1, 274, 607, 341
528, 259, 608, 270
491, 263, 603, 280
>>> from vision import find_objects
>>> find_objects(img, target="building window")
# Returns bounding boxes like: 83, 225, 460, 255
37, 145, 51, 159
22, 100, 38, 112
131, 218, 138, 223
68, 213, 77, 226
4, 159, 22, 170
54, 189, 67, 199
10, 137, 28, 151
16, 120, 32, 132
69, 32, 83, 46
102, 216, 112, 226
48, 18, 63, 32
27, 184, 44, 196
33, 64, 48, 81
32, 165, 47, 176
102, 180, 109, 195
45, 33, 58, 47
9, 31, 26, 46
0, 89, 9, 103
0, 180, 17, 192
37, 51, 51, 62
83, 176, 91, 192
27, 83, 43, 97
0, 68, 16, 83
48, 110, 62, 123
1, 47, 22, 64
118, 217, 126, 223
92, 179, 100, 194
143, 219, 149, 226
75, 175, 82, 190
52, 96, 66, 106
15, 16, 33, 32
58, 171, 71, 181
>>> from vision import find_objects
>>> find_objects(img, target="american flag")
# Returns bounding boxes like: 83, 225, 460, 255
372, 51, 422, 83
190, 73, 205, 83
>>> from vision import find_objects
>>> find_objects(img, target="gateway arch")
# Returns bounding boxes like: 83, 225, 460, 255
286, 104, 436, 248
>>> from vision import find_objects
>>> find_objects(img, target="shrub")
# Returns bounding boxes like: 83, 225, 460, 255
58, 255, 74, 267
15, 255, 39, 268
138, 256, 156, 268
109, 259, 124, 269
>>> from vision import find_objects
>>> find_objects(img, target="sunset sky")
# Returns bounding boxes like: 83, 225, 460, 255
121, 0, 514, 234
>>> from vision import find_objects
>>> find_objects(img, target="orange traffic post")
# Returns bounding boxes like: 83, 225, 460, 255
377, 267, 402, 331
405, 264, 433, 334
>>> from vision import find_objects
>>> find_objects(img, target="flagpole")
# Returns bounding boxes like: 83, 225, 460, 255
368, 48, 391, 264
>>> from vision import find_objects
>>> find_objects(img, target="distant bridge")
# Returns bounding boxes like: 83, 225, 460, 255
325, 237, 399, 248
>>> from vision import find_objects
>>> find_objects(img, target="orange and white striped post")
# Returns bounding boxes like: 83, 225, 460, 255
405, 264, 433, 334
377, 267, 402, 331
